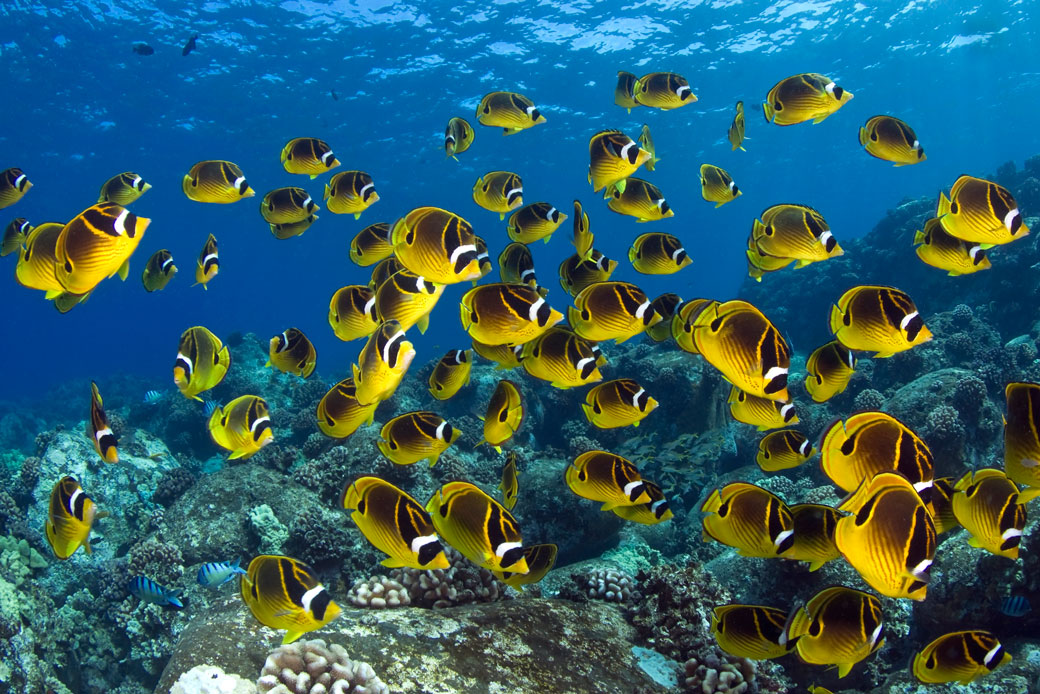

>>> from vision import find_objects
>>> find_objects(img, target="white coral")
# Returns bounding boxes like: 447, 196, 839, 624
256, 639, 388, 694
347, 575, 410, 608
170, 664, 257, 694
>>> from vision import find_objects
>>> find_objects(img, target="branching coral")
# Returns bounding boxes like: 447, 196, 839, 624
388, 547, 506, 608
285, 506, 350, 567
126, 538, 185, 585
152, 467, 198, 507
256, 639, 388, 694
564, 566, 641, 604
347, 575, 410, 608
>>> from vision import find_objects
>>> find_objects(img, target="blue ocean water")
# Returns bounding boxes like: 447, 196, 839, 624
1, 0, 1037, 402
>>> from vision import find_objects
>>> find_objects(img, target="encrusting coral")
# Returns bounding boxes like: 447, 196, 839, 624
256, 639, 388, 694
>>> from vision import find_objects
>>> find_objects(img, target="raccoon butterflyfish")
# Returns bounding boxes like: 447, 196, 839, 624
784, 503, 841, 571
646, 293, 682, 342
88, 381, 118, 464
197, 559, 247, 588
926, 477, 959, 535
141, 249, 176, 292
762, 73, 853, 126
637, 124, 658, 171
472, 235, 493, 282
612, 480, 673, 525
52, 202, 149, 295
859, 115, 925, 166
368, 256, 404, 291
374, 268, 445, 334
939, 174, 1030, 247
728, 101, 746, 151
266, 328, 316, 378
192, 233, 219, 289
701, 482, 794, 557
173, 326, 230, 401
328, 285, 378, 342
628, 232, 691, 275
519, 327, 603, 389
913, 217, 990, 276
569, 280, 661, 345
349, 222, 394, 267
1004, 381, 1040, 489
756, 430, 814, 472
390, 206, 481, 284
566, 450, 651, 511
426, 481, 530, 574
493, 543, 556, 590
498, 242, 548, 297
270, 214, 318, 240
473, 171, 523, 220
952, 468, 1040, 559
259, 187, 318, 225
558, 250, 618, 297
588, 130, 651, 194
805, 340, 856, 403
129, 576, 184, 608
341, 476, 449, 570
911, 630, 1011, 684
208, 394, 273, 460
475, 91, 546, 135
473, 339, 523, 370
829, 285, 932, 357
240, 555, 341, 644
45, 476, 107, 559
819, 410, 934, 497
728, 386, 797, 431
632, 72, 696, 110
745, 234, 795, 282
352, 320, 415, 406
691, 299, 790, 401
499, 451, 519, 510
507, 202, 568, 245
182, 160, 253, 203
835, 472, 936, 600
0, 168, 31, 208
699, 165, 741, 208
605, 177, 673, 222
378, 411, 459, 467
670, 298, 713, 354
614, 71, 640, 112
315, 377, 377, 439
751, 203, 841, 267
807, 687, 833, 694
325, 170, 378, 219
459, 283, 563, 346
98, 172, 151, 205
711, 604, 791, 660
581, 378, 658, 429
1, 217, 31, 256
478, 380, 524, 453
444, 117, 475, 160
280, 137, 340, 179
428, 349, 473, 400
572, 200, 594, 260
781, 586, 883, 678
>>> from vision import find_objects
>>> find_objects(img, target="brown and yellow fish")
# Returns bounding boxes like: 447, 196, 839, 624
444, 117, 475, 160
835, 472, 936, 600
391, 206, 481, 284
472, 235, 493, 282
745, 234, 795, 282
378, 411, 459, 466
628, 232, 691, 275
572, 200, 594, 260
519, 327, 603, 389
829, 285, 932, 357
507, 202, 568, 245
98, 172, 151, 205
374, 269, 444, 334
493, 543, 556, 590
728, 101, 746, 151
45, 476, 106, 559
751, 203, 841, 267
927, 477, 959, 535
700, 165, 741, 208
460, 283, 563, 346
352, 320, 416, 406
349, 222, 394, 267
141, 249, 176, 292
498, 242, 547, 296
785, 503, 841, 571
756, 430, 814, 472
499, 451, 519, 510
1004, 381, 1040, 489
804, 340, 856, 403
315, 377, 376, 438
582, 378, 658, 429
612, 480, 673, 525
711, 605, 791, 660
859, 116, 925, 166
558, 250, 617, 297
912, 630, 1011, 684
566, 450, 651, 510
473, 339, 523, 371
0, 168, 31, 208
646, 293, 683, 342
820, 411, 934, 497
782, 586, 883, 678
281, 137, 340, 178
605, 177, 673, 222
53, 202, 149, 294
728, 386, 797, 431
183, 160, 253, 203
259, 187, 318, 225
952, 468, 1039, 559
429, 349, 473, 400
701, 482, 794, 557
937, 174, 1029, 247
670, 298, 713, 353
569, 281, 661, 344
241, 555, 341, 644
1, 217, 31, 256
479, 380, 524, 452
270, 214, 318, 240
368, 256, 404, 291
637, 124, 658, 171
588, 130, 651, 193
914, 217, 990, 276
193, 233, 219, 289
475, 91, 546, 135
328, 285, 379, 342
89, 381, 118, 464
208, 394, 273, 460
325, 170, 378, 219
426, 481, 530, 573
633, 72, 696, 110
763, 73, 853, 126
614, 71, 641, 112
173, 325, 230, 401
473, 171, 524, 220
266, 328, 317, 378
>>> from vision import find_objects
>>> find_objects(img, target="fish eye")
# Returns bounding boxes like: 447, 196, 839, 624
483, 105, 491, 114
832, 86, 844, 100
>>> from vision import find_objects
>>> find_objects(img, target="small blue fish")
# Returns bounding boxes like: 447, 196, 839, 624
197, 559, 247, 588
202, 399, 219, 417
143, 390, 163, 404
129, 576, 184, 608
998, 595, 1032, 617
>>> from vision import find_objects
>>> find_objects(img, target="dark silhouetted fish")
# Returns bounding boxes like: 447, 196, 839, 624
182, 34, 198, 56
132, 42, 154, 56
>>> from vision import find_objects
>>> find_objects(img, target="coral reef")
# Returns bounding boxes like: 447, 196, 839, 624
170, 665, 256, 694
256, 639, 388, 694
346, 575, 410, 608
559, 564, 641, 604
388, 547, 507, 608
